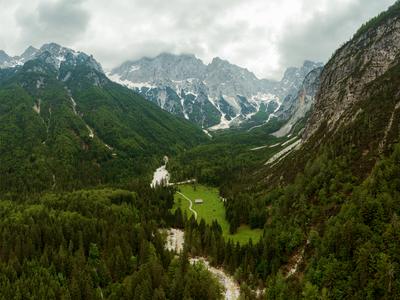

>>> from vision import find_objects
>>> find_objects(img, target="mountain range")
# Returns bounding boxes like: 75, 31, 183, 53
1, 45, 323, 136
109, 54, 323, 130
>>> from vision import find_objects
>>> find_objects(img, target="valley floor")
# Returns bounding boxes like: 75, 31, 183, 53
173, 184, 262, 244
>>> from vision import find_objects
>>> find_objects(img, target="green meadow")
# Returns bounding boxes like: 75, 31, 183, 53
173, 184, 262, 244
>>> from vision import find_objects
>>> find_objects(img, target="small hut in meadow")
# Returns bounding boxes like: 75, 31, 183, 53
194, 199, 204, 204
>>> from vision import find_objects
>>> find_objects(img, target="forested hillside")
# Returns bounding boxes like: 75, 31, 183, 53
168, 117, 287, 186
0, 187, 223, 299
0, 45, 206, 195
172, 143, 400, 298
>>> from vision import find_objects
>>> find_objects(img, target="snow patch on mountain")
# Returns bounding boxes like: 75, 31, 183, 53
130, 65, 140, 72
107, 72, 156, 89
109, 54, 322, 131
0, 43, 103, 76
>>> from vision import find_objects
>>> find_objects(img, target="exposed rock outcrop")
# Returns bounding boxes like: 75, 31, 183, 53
304, 11, 400, 140
110, 54, 322, 129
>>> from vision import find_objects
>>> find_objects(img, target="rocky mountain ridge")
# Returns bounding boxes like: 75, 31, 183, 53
273, 66, 323, 137
304, 7, 400, 141
1, 44, 324, 135
110, 54, 323, 130
0, 43, 103, 73
262, 1, 400, 186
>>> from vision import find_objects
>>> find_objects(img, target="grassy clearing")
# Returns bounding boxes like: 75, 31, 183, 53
173, 184, 262, 244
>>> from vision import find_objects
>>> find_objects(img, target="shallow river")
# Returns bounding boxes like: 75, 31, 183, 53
164, 228, 240, 300
151, 165, 170, 188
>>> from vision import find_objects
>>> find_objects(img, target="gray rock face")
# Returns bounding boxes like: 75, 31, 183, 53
110, 53, 322, 130
278, 60, 323, 99
304, 13, 400, 140
115, 53, 206, 83
0, 43, 103, 74
40, 43, 103, 73
273, 67, 323, 137
20, 46, 39, 62
1, 43, 323, 134
0, 43, 105, 90
205, 57, 268, 99
0, 46, 39, 68
0, 50, 13, 67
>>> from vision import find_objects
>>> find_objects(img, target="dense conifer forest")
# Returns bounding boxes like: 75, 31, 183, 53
0, 187, 223, 299
171, 143, 400, 299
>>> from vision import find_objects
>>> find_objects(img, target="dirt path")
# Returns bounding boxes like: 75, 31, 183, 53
168, 179, 196, 186
176, 192, 198, 220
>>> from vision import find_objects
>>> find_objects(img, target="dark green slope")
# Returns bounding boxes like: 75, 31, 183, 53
166, 3, 400, 298
0, 51, 206, 194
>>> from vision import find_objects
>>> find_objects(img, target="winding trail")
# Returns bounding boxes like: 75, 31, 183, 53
177, 192, 198, 220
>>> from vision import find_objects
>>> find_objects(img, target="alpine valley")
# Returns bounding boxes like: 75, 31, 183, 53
0, 1, 400, 300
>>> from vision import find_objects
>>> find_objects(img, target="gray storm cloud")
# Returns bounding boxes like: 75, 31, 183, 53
277, 0, 396, 69
0, 0, 396, 79
15, 0, 90, 47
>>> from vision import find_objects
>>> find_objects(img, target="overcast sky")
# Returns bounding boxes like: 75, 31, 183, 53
0, 0, 395, 79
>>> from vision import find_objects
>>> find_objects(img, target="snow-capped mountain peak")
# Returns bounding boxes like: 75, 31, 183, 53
0, 43, 103, 74
109, 53, 322, 131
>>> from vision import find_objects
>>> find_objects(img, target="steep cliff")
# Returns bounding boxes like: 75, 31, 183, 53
304, 3, 400, 141
273, 67, 323, 137
262, 2, 400, 185
110, 54, 321, 129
